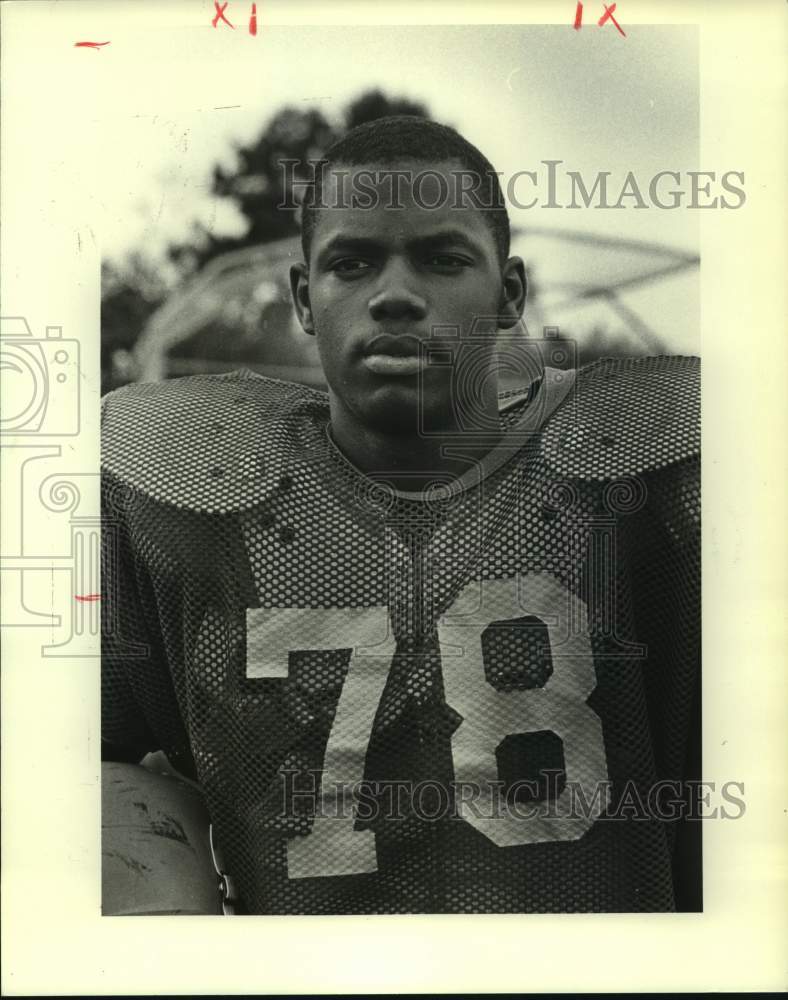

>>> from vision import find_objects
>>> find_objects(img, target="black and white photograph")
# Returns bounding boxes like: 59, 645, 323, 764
99, 17, 703, 918
1, 0, 786, 993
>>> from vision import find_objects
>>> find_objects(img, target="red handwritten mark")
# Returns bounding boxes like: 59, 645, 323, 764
249, 2, 257, 35
598, 3, 626, 36
75, 594, 101, 602
212, 1, 234, 28
573, 2, 583, 29
74, 41, 111, 49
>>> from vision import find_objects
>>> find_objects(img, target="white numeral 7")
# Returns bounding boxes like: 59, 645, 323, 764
246, 606, 395, 878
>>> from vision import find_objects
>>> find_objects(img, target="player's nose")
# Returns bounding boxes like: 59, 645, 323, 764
367, 259, 427, 322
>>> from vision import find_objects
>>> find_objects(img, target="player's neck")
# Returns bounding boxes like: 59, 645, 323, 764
328, 403, 503, 493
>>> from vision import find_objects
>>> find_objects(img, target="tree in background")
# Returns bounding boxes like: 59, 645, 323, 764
167, 89, 429, 279
101, 255, 171, 394
101, 89, 430, 390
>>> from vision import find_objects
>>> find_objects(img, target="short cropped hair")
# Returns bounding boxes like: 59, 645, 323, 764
299, 116, 511, 266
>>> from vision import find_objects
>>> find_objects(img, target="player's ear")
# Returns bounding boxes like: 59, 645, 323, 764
289, 262, 315, 336
497, 256, 527, 330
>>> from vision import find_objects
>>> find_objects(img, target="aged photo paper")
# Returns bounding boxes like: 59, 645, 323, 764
1, 0, 785, 993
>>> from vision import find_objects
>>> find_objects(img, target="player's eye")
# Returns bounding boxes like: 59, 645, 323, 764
425, 253, 472, 269
330, 258, 372, 275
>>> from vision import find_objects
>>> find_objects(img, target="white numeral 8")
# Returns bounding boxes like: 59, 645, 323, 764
438, 574, 608, 847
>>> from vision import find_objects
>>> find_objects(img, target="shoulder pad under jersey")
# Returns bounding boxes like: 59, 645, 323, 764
540, 355, 699, 481
101, 370, 329, 514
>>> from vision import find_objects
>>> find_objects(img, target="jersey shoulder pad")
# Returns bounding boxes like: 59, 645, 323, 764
101, 370, 329, 514
540, 355, 699, 481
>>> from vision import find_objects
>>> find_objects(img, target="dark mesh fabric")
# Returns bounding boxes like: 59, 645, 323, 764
102, 356, 700, 914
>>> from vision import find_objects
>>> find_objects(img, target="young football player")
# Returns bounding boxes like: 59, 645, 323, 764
101, 116, 700, 914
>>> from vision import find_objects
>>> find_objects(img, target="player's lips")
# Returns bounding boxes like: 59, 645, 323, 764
364, 334, 423, 358
361, 334, 427, 376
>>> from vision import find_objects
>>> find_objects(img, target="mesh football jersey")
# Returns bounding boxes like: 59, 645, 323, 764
101, 355, 701, 914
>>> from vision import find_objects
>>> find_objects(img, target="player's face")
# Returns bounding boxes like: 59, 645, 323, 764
290, 159, 526, 435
